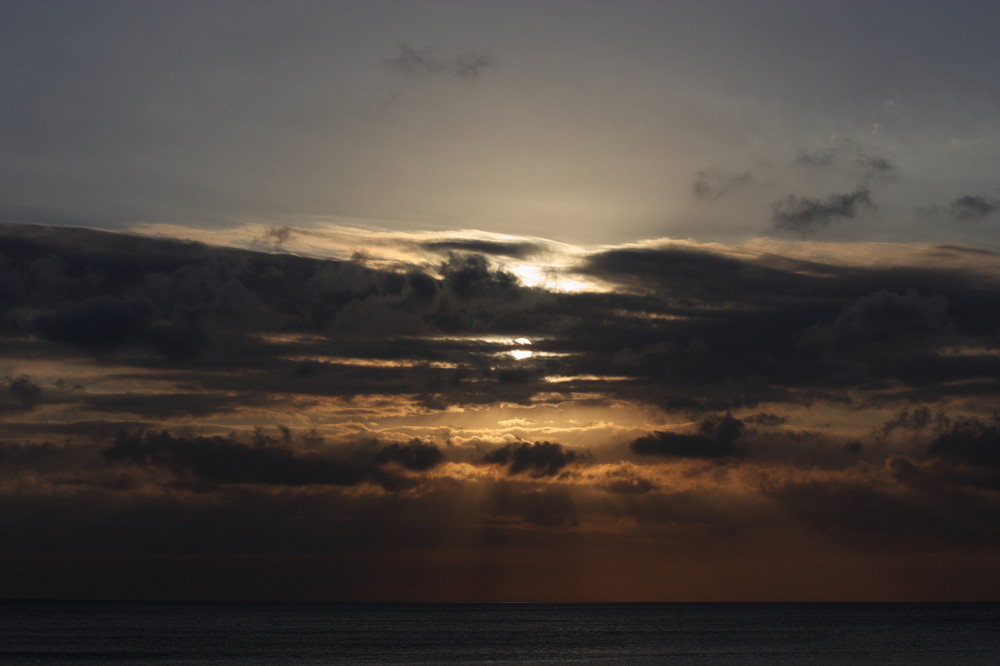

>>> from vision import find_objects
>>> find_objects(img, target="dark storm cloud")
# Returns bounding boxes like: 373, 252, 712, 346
631, 413, 746, 459
692, 169, 751, 201
422, 239, 545, 259
483, 441, 583, 477
383, 43, 495, 79
770, 188, 874, 234
948, 195, 998, 222
103, 430, 444, 490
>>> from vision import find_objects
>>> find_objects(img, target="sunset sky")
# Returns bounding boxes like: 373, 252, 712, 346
2, 0, 1000, 601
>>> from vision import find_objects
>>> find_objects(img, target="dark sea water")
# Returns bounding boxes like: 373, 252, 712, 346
1, 601, 998, 665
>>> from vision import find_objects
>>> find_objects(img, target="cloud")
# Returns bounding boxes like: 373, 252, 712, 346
0, 375, 42, 414
631, 413, 746, 459
454, 53, 495, 79
102, 430, 444, 490
795, 149, 837, 167
383, 43, 495, 79
595, 465, 657, 494
770, 188, 874, 234
6, 222, 1000, 444
743, 412, 787, 427
804, 289, 951, 353
692, 169, 751, 201
78, 391, 279, 420
879, 406, 942, 439
376, 439, 445, 471
855, 155, 899, 185
927, 415, 1000, 468
483, 441, 582, 477
794, 146, 899, 185
383, 43, 445, 76
948, 195, 998, 222
422, 239, 545, 259
439, 253, 520, 300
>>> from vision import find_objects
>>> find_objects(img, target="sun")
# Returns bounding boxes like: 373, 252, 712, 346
511, 337, 533, 360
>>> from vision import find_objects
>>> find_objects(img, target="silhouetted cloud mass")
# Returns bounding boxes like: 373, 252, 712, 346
4, 222, 1000, 601
484, 441, 580, 477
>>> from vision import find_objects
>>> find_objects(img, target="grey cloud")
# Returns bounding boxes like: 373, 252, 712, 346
454, 53, 495, 79
794, 146, 899, 185
796, 149, 838, 167
384, 43, 444, 76
255, 225, 293, 251
383, 43, 495, 79
770, 188, 874, 234
855, 156, 899, 185
692, 169, 751, 201
949, 195, 998, 222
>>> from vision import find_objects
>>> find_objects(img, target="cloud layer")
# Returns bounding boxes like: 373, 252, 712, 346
3, 223, 1000, 599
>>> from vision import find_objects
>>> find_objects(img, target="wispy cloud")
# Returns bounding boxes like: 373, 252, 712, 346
692, 169, 752, 201
383, 43, 496, 80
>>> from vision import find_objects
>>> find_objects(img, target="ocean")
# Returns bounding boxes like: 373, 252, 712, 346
1, 601, 998, 664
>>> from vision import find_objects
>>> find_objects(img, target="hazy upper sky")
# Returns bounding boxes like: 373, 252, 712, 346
3, 0, 1000, 244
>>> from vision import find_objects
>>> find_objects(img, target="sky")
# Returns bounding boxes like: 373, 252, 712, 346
2, 1, 1000, 601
